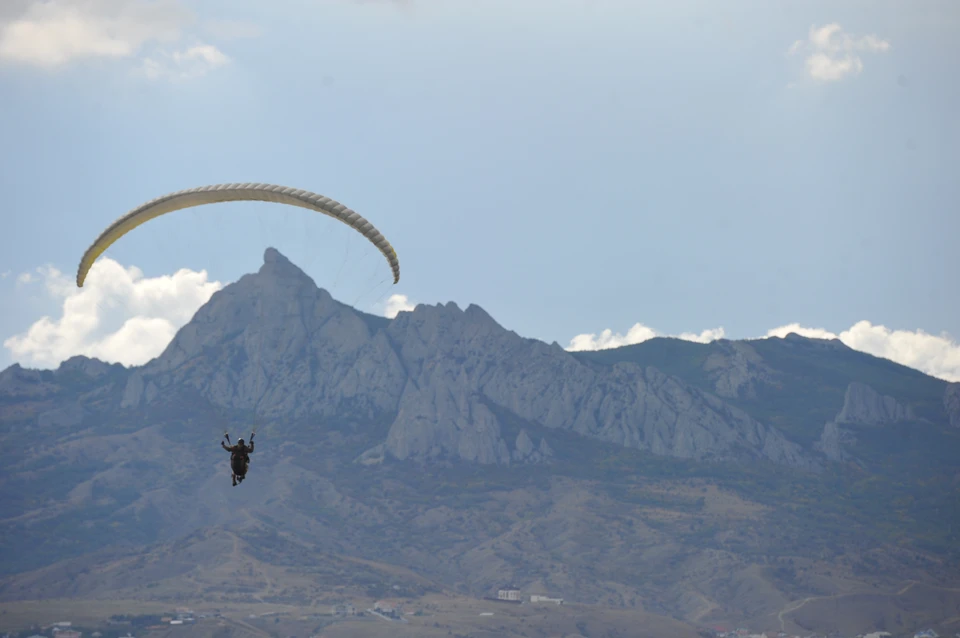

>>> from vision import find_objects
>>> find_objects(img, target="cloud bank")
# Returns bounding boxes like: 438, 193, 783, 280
567, 320, 960, 383
764, 321, 960, 382
4, 257, 222, 368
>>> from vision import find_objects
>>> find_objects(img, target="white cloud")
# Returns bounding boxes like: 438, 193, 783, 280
16, 272, 34, 285
3, 257, 223, 368
567, 323, 726, 352
788, 23, 890, 82
765, 321, 960, 383
677, 327, 727, 344
138, 43, 229, 80
383, 293, 416, 319
567, 320, 960, 383
0, 0, 238, 80
0, 0, 188, 67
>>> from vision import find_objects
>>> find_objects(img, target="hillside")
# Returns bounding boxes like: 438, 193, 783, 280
1, 248, 959, 637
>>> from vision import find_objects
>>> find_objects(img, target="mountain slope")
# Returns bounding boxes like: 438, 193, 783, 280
115, 248, 816, 472
2, 248, 958, 635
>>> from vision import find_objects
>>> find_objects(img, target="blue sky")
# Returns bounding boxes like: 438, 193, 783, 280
1, 0, 958, 381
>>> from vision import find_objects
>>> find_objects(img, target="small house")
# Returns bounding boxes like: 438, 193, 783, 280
497, 586, 521, 602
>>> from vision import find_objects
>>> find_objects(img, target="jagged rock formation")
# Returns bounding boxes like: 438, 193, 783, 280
835, 382, 913, 425
945, 382, 960, 428
815, 382, 922, 463
107, 249, 815, 469
386, 387, 511, 464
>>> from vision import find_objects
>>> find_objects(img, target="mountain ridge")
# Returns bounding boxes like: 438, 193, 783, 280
88, 248, 831, 471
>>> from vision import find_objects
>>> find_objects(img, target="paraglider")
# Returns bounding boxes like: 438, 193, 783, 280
222, 431, 255, 487
75, 182, 400, 287
76, 183, 400, 487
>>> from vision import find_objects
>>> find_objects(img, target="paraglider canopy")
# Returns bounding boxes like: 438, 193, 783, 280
76, 182, 400, 287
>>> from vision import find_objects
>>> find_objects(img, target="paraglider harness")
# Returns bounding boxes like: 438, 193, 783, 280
222, 431, 255, 486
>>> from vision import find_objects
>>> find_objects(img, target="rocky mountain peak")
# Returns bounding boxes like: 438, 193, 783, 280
56, 355, 119, 378
0, 363, 53, 399
0, 362, 25, 384
463, 303, 499, 324
387, 300, 519, 371
259, 245, 316, 282
781, 332, 849, 350
150, 247, 342, 369
263, 245, 289, 265
120, 248, 390, 417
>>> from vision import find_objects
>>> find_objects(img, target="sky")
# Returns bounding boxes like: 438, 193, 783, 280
1, 0, 959, 382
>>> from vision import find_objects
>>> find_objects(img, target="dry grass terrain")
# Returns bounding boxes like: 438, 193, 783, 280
0, 594, 702, 638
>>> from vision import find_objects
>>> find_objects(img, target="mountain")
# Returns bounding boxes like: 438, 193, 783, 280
2, 248, 959, 637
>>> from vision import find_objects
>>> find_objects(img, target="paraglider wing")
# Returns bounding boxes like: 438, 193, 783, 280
75, 183, 400, 287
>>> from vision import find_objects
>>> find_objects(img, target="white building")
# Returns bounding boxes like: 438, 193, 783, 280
497, 587, 521, 602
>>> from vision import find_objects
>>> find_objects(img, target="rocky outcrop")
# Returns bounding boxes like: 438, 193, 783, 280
702, 341, 778, 399
481, 347, 811, 468
381, 299, 814, 469
814, 421, 857, 462
779, 332, 850, 352
386, 384, 511, 465
945, 383, 960, 428
816, 382, 920, 463
56, 356, 120, 380
513, 429, 553, 463
355, 443, 386, 466
0, 364, 58, 398
836, 382, 913, 425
